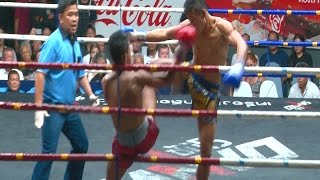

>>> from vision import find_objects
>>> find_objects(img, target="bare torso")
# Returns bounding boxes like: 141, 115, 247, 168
192, 16, 229, 84
103, 71, 145, 132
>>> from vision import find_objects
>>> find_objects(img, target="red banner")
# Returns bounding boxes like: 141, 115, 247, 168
206, 0, 320, 40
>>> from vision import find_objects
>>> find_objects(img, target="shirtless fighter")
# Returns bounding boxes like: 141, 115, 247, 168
126, 0, 248, 179
102, 29, 194, 179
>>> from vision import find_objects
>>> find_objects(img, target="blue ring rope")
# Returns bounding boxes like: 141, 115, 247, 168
246, 41, 320, 47
208, 9, 320, 15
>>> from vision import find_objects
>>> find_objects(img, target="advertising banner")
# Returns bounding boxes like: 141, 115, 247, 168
95, 0, 320, 41
95, 0, 186, 38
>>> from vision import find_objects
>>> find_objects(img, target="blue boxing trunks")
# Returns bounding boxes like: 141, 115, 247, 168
186, 72, 220, 123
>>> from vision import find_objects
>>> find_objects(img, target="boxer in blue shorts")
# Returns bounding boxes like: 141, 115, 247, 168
129, 0, 248, 179
187, 72, 220, 123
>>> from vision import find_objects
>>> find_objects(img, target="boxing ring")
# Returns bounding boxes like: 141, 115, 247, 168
1, 1, 320, 179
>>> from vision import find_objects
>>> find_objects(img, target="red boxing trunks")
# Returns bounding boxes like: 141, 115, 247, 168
112, 116, 159, 169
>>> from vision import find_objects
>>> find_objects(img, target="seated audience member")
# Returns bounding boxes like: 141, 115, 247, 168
82, 24, 97, 55
288, 62, 320, 98
31, 40, 42, 61
260, 31, 289, 97
158, 44, 170, 59
259, 31, 288, 67
144, 43, 158, 64
289, 34, 313, 67
155, 45, 172, 95
42, 26, 52, 36
20, 41, 35, 80
0, 47, 24, 80
83, 43, 100, 64
132, 53, 144, 64
0, 26, 4, 58
5, 70, 24, 93
95, 34, 107, 54
243, 52, 266, 97
88, 53, 109, 82
131, 39, 142, 55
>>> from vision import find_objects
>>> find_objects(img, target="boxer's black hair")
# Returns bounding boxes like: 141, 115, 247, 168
108, 30, 129, 65
57, 0, 77, 14
184, 0, 208, 14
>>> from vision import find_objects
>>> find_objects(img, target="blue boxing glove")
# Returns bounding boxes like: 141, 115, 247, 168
121, 26, 134, 32
223, 62, 244, 88
121, 26, 146, 41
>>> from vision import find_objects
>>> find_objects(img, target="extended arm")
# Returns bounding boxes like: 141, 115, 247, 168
146, 20, 190, 42
216, 18, 248, 87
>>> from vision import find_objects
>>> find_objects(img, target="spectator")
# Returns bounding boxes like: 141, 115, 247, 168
95, 34, 106, 54
30, 0, 46, 34
82, 24, 96, 55
42, 0, 56, 32
144, 43, 158, 64
76, 0, 97, 37
131, 39, 142, 55
0, 26, 4, 58
20, 41, 35, 80
42, 26, 52, 36
88, 53, 109, 82
289, 34, 313, 67
158, 44, 170, 58
19, 41, 33, 62
83, 42, 100, 64
288, 62, 320, 98
132, 53, 144, 64
156, 44, 171, 95
259, 31, 289, 97
259, 31, 288, 67
31, 40, 42, 60
95, 34, 112, 63
0, 47, 24, 80
243, 52, 266, 97
35, 49, 41, 62
5, 70, 24, 93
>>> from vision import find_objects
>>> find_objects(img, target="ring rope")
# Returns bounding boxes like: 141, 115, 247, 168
2, 101, 320, 118
2, 62, 320, 76
0, 101, 217, 117
1, 153, 320, 169
2, 2, 320, 16
1, 33, 320, 47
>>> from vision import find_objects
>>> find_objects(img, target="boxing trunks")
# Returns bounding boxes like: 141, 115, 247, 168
186, 72, 220, 123
112, 116, 159, 169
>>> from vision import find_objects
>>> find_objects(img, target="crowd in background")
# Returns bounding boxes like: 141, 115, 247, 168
0, 0, 319, 99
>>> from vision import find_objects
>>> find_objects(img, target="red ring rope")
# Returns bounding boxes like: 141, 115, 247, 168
0, 101, 217, 117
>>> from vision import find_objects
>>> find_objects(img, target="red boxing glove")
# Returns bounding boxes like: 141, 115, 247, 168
175, 25, 197, 46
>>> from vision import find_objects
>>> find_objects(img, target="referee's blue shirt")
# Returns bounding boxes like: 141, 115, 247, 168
38, 27, 85, 105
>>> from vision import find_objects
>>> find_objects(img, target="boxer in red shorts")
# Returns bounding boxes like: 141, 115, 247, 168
102, 29, 194, 179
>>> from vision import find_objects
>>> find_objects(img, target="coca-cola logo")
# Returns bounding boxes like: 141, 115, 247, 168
96, 0, 171, 27
268, 14, 285, 33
